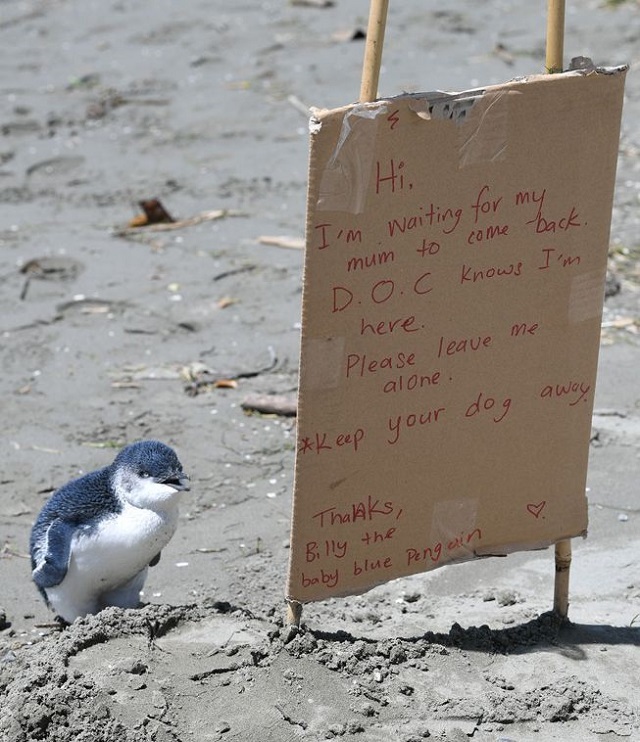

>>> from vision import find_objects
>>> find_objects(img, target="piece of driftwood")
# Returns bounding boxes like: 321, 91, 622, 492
241, 393, 297, 417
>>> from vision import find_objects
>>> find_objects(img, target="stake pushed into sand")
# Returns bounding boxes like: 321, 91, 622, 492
359, 0, 389, 103
546, 0, 572, 621
554, 539, 572, 619
546, 0, 566, 74
286, 0, 389, 630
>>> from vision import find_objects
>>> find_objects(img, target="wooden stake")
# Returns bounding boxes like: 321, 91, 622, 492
545, 0, 566, 73
286, 599, 303, 630
546, 0, 572, 620
554, 539, 572, 619
287, 0, 391, 631
359, 0, 390, 103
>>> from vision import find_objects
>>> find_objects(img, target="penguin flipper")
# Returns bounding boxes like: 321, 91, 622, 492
32, 519, 74, 589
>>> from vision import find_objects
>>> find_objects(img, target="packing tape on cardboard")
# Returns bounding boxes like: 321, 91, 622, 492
302, 336, 345, 390
569, 270, 608, 324
316, 103, 387, 215
458, 89, 514, 168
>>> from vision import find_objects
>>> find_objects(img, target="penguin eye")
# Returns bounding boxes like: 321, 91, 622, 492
139, 470, 151, 478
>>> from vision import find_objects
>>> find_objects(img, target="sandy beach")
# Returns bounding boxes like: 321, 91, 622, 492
1, 1, 639, 740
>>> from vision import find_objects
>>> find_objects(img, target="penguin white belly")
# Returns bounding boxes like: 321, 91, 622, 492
46, 502, 178, 623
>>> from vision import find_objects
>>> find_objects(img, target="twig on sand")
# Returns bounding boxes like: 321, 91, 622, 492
183, 347, 279, 396
258, 235, 305, 249
114, 209, 243, 238
241, 393, 297, 417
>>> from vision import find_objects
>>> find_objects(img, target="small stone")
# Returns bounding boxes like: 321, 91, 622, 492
361, 702, 376, 717
117, 658, 147, 675
497, 590, 518, 606
402, 591, 421, 603
346, 719, 365, 733
389, 645, 407, 664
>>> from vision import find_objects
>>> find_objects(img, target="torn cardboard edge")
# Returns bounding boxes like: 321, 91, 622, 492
308, 59, 628, 131
307, 62, 627, 215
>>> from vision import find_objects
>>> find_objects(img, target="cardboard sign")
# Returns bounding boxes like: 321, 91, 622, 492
287, 67, 626, 603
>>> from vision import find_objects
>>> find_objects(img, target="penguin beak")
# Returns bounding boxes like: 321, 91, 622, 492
162, 473, 190, 492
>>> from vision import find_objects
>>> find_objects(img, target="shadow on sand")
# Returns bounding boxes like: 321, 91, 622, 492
307, 611, 640, 656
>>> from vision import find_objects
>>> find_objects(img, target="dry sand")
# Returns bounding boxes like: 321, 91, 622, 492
1, 1, 639, 740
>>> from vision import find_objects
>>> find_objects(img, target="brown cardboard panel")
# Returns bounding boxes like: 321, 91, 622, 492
287, 68, 626, 603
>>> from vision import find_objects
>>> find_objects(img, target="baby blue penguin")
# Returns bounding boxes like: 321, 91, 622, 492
30, 440, 190, 624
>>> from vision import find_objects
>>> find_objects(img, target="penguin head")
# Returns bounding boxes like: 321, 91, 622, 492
110, 440, 190, 510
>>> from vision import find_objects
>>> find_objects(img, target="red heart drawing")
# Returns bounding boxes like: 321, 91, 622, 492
527, 501, 546, 518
